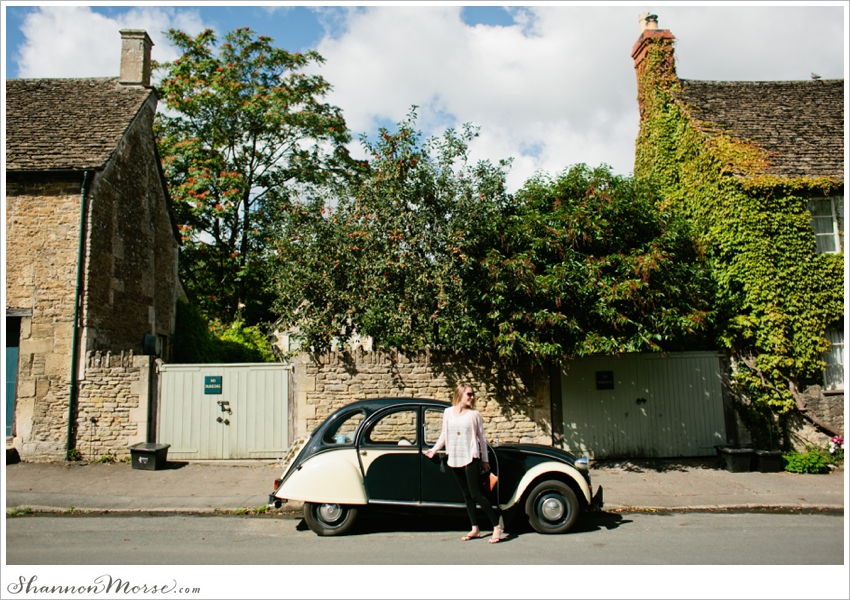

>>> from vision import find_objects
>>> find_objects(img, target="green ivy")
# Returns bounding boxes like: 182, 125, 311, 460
633, 35, 844, 417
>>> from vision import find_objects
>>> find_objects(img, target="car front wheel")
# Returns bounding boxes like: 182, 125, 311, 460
525, 480, 579, 534
303, 502, 359, 536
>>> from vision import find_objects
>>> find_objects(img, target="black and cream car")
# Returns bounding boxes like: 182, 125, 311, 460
270, 397, 603, 536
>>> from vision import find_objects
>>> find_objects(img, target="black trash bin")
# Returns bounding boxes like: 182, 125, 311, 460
128, 443, 170, 471
717, 447, 754, 472
755, 450, 784, 473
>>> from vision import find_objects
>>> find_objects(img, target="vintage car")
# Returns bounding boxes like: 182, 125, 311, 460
270, 397, 603, 536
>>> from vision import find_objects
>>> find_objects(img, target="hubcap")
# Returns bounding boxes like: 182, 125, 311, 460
540, 495, 566, 522
318, 503, 343, 524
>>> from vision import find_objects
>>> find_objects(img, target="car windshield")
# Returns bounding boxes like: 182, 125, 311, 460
321, 409, 365, 445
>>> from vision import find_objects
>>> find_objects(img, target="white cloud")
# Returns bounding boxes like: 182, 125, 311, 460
15, 6, 209, 79
312, 5, 845, 189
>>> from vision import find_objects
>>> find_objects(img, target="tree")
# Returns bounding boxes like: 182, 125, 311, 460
271, 108, 512, 354
481, 165, 715, 363
154, 27, 358, 325
271, 112, 713, 364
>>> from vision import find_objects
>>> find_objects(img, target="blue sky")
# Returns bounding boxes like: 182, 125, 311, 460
3, 3, 847, 191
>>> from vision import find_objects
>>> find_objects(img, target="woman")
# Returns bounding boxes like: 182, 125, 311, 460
424, 384, 504, 543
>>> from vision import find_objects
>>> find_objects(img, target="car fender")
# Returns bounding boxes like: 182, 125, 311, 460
274, 449, 368, 505
502, 461, 591, 510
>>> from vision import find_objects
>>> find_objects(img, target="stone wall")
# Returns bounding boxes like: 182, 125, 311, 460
290, 349, 553, 445
75, 351, 155, 460
82, 95, 180, 356
787, 386, 844, 451
5, 176, 84, 460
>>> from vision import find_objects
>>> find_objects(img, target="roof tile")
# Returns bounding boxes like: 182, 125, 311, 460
6, 77, 154, 171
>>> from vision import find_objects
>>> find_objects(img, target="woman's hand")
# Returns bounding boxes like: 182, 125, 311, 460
423, 448, 435, 459
482, 461, 490, 472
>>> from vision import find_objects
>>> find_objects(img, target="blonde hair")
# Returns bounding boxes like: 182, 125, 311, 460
451, 383, 475, 406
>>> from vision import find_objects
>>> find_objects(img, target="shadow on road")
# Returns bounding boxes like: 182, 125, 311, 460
593, 457, 721, 473
294, 506, 631, 539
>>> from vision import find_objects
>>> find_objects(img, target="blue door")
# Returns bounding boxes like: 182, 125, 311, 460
5, 317, 21, 437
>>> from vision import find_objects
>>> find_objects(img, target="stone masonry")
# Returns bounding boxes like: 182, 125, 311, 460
75, 351, 154, 460
289, 349, 553, 445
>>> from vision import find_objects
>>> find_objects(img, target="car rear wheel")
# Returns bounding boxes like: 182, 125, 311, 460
303, 502, 359, 536
525, 480, 579, 534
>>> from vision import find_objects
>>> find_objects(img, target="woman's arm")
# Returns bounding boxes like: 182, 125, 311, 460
474, 411, 489, 466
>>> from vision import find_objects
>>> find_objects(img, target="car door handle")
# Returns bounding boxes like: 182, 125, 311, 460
359, 450, 367, 456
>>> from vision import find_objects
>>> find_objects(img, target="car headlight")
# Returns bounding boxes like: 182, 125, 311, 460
574, 457, 589, 471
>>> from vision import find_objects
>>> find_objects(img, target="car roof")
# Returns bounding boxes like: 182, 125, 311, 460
331, 397, 451, 413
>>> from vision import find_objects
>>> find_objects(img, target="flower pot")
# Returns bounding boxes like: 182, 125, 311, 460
755, 450, 784, 473
717, 447, 754, 472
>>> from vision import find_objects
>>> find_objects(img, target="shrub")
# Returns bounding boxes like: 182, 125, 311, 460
783, 446, 831, 474
173, 300, 276, 363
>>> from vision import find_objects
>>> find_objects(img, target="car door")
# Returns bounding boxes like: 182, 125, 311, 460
358, 407, 420, 503
420, 406, 465, 505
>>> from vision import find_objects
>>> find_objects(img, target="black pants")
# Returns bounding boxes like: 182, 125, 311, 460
451, 457, 501, 529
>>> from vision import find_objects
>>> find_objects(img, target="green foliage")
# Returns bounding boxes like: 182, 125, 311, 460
173, 300, 275, 363
633, 36, 843, 414
211, 319, 277, 363
783, 446, 831, 474
7, 507, 32, 517
66, 448, 82, 462
271, 110, 712, 364
154, 27, 360, 325
95, 453, 116, 464
272, 107, 513, 355
483, 164, 714, 361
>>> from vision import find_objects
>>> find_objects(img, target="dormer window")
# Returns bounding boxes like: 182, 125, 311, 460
808, 195, 843, 254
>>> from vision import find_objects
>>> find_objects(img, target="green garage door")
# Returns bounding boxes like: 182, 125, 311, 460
158, 363, 292, 460
561, 352, 727, 459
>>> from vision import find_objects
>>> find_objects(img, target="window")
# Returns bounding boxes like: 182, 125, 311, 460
424, 409, 444, 445
823, 327, 844, 391
363, 409, 417, 446
322, 410, 365, 445
808, 196, 843, 253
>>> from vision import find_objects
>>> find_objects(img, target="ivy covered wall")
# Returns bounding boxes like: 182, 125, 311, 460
631, 27, 844, 446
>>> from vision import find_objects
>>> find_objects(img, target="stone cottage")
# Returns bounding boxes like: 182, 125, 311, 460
5, 30, 182, 461
630, 14, 844, 446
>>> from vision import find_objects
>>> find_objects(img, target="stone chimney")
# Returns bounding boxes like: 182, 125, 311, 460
119, 29, 153, 87
631, 14, 675, 72
631, 13, 677, 120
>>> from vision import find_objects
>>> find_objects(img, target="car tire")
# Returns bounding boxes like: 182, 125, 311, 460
524, 480, 579, 534
303, 502, 359, 536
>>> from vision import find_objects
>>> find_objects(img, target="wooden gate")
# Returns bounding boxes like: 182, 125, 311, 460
158, 363, 292, 460
560, 352, 728, 459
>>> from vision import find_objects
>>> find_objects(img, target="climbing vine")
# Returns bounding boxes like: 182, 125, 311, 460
633, 35, 844, 433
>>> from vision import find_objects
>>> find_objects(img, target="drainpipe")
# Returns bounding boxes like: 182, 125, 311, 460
67, 171, 92, 461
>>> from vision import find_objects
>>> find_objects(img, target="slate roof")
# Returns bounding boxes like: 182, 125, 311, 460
678, 79, 844, 180
5, 77, 154, 172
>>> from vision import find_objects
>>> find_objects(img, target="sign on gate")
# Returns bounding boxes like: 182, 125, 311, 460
158, 364, 292, 460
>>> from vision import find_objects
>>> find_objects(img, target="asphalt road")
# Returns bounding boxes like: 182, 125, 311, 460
5, 510, 844, 565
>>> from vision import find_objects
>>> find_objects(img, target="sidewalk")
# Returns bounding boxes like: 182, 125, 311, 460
4, 457, 845, 515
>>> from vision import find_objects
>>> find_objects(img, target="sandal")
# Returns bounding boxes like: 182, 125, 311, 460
489, 526, 504, 544
461, 532, 482, 542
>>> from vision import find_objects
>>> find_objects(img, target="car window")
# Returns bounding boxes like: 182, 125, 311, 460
322, 410, 365, 445
424, 408, 444, 445
363, 409, 418, 446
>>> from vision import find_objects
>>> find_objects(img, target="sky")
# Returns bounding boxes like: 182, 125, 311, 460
3, 2, 846, 193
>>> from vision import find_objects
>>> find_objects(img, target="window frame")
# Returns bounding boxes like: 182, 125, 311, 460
808, 195, 844, 254
822, 326, 844, 392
